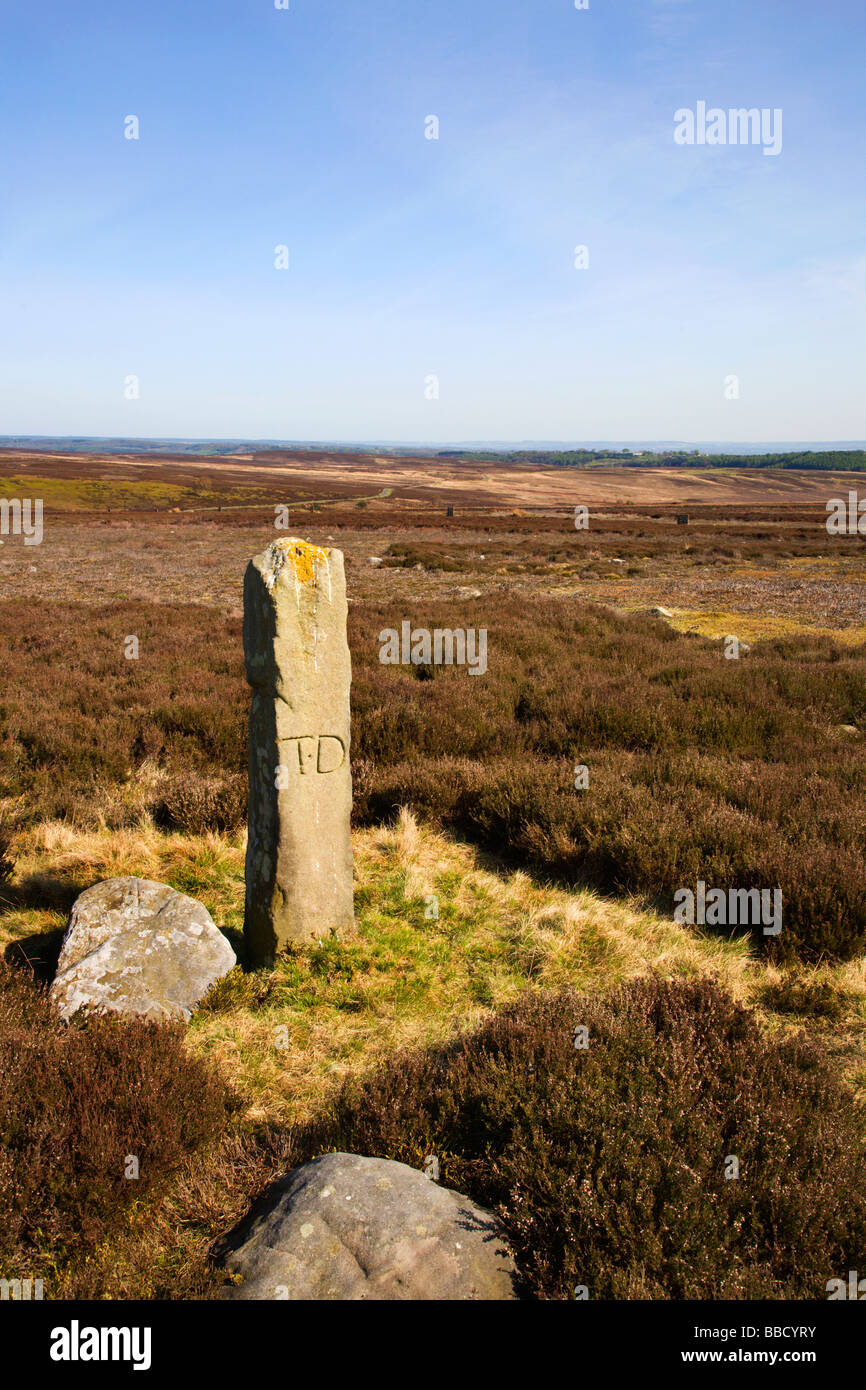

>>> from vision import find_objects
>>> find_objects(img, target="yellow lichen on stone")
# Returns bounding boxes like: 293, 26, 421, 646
265, 538, 332, 593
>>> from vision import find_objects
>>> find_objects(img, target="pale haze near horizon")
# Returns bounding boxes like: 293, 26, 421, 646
1, 0, 864, 444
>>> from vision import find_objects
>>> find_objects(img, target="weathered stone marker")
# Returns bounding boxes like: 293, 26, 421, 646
243, 538, 353, 963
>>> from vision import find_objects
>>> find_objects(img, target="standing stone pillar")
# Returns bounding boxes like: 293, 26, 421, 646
243, 538, 354, 964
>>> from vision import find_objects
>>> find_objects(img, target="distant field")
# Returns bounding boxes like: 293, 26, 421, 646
2, 448, 864, 643
0, 444, 862, 510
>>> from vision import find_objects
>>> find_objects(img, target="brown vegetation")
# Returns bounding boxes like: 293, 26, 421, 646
2, 591, 863, 961
1, 455, 865, 1299
0, 960, 236, 1282
300, 976, 866, 1299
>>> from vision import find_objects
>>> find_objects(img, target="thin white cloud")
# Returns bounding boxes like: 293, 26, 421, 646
805, 256, 866, 303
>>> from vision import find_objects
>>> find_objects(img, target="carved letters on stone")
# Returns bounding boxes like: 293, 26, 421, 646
279, 735, 347, 775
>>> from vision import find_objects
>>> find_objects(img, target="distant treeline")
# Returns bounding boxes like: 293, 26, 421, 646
445, 449, 866, 471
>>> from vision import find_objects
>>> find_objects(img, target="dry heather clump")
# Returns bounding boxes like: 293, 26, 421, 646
0, 961, 238, 1276
301, 976, 866, 1300
0, 822, 13, 883
153, 773, 246, 835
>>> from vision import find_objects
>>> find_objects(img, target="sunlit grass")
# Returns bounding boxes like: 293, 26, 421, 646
668, 608, 866, 644
0, 473, 269, 513
4, 809, 865, 1131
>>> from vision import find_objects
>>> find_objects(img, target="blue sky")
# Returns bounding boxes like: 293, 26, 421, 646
1, 0, 863, 443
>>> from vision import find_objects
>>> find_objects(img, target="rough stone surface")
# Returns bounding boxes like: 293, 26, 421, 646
243, 538, 354, 962
220, 1152, 519, 1301
49, 876, 236, 1022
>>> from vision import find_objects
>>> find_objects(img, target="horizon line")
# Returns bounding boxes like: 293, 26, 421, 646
2, 434, 865, 452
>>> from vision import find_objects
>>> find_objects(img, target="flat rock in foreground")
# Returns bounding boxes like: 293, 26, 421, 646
220, 1152, 519, 1300
49, 876, 236, 1022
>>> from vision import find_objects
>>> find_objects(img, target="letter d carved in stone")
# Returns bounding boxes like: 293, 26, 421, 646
281, 734, 347, 775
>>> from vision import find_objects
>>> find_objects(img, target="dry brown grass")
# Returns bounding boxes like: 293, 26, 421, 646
4, 812, 865, 1128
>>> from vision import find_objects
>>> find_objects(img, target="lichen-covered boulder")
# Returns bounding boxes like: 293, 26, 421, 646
220, 1152, 519, 1300
49, 876, 236, 1022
